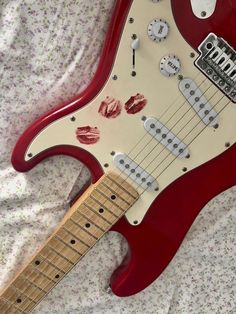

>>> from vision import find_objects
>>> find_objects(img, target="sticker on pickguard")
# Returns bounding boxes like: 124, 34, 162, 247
125, 94, 147, 114
98, 96, 122, 119
76, 126, 100, 145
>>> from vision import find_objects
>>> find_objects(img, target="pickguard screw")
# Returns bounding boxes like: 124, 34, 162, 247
182, 167, 188, 172
70, 116, 76, 122
186, 154, 190, 159
225, 142, 230, 148
133, 220, 138, 225
104, 163, 109, 168
112, 75, 118, 80
141, 116, 147, 121
214, 124, 219, 129
190, 52, 195, 58
27, 153, 33, 158
131, 71, 136, 77
129, 17, 134, 24
201, 11, 206, 17
132, 34, 137, 40
178, 75, 183, 81
155, 187, 159, 192
110, 151, 115, 156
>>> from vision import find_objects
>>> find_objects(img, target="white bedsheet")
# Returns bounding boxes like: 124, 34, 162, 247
0, 1, 235, 313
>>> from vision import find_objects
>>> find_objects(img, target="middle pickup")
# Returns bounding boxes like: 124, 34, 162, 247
143, 118, 189, 158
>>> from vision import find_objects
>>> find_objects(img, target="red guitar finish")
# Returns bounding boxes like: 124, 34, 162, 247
11, 0, 236, 297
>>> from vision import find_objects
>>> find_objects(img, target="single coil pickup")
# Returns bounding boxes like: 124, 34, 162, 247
195, 33, 236, 103
113, 153, 158, 192
143, 118, 189, 158
179, 78, 218, 127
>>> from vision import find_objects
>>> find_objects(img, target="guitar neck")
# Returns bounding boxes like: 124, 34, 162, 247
0, 173, 138, 314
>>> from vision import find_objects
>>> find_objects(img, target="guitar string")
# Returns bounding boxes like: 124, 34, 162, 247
141, 94, 230, 196
112, 81, 231, 198
137, 82, 222, 179
112, 74, 222, 192
2, 180, 134, 313
109, 72, 206, 188
137, 89, 228, 196
3, 78, 231, 311
128, 77, 216, 171
18, 189, 135, 313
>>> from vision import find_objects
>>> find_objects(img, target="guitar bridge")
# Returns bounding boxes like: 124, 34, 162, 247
195, 33, 236, 103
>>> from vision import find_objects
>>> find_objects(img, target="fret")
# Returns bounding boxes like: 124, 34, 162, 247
77, 204, 111, 230
70, 214, 103, 238
0, 297, 25, 313
22, 266, 55, 293
30, 256, 65, 281
3, 275, 44, 312
0, 298, 12, 312
85, 198, 117, 222
63, 219, 97, 244
83, 202, 113, 225
56, 229, 88, 253
13, 277, 45, 302
28, 264, 57, 283
96, 185, 130, 210
40, 247, 72, 273
1, 288, 32, 313
0, 298, 22, 313
61, 226, 90, 249
0, 172, 139, 313
101, 179, 135, 205
48, 237, 81, 264
21, 275, 47, 293
74, 210, 106, 232
8, 286, 36, 304
90, 190, 123, 216
106, 173, 138, 199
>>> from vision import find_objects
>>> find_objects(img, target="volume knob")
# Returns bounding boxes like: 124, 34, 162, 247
160, 55, 181, 77
148, 19, 169, 42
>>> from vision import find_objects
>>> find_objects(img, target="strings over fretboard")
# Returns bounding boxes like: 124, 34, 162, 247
0, 172, 139, 314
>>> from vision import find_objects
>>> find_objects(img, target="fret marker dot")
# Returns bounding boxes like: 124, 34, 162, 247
70, 239, 76, 245
85, 223, 91, 228
16, 299, 22, 303
55, 274, 60, 279
35, 260, 40, 266
111, 195, 116, 200
99, 208, 104, 213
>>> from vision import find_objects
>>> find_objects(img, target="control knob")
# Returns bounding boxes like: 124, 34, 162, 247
148, 19, 169, 42
160, 55, 181, 77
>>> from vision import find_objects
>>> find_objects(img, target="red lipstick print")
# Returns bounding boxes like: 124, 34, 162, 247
98, 96, 122, 119
125, 93, 147, 114
76, 126, 100, 145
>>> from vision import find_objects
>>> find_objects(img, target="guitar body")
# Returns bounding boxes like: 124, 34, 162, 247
11, 0, 236, 298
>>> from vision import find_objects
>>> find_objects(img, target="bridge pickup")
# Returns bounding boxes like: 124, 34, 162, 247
143, 118, 189, 158
195, 33, 236, 103
113, 153, 158, 191
179, 78, 218, 127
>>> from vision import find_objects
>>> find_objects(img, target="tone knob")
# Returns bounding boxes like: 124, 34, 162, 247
160, 55, 181, 77
148, 19, 169, 42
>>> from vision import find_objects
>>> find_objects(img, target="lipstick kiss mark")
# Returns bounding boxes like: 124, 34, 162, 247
98, 96, 122, 119
125, 93, 147, 114
76, 126, 100, 145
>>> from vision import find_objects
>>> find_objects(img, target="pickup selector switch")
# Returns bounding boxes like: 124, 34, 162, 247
148, 19, 169, 42
160, 55, 181, 77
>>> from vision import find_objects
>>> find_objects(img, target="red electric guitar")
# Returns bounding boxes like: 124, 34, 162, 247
1, 0, 236, 312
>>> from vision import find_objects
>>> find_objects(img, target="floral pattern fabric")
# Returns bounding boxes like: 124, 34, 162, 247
0, 1, 235, 313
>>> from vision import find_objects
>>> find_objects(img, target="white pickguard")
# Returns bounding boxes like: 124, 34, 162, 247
190, 0, 217, 19
25, 0, 236, 225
